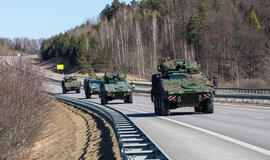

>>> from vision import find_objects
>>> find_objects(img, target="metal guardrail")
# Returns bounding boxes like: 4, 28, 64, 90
131, 82, 270, 94
55, 94, 170, 160
133, 89, 270, 101
45, 76, 269, 101
216, 87, 270, 94
215, 93, 270, 100
135, 90, 151, 94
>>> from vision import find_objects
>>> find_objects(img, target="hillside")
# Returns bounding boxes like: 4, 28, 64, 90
40, 0, 270, 87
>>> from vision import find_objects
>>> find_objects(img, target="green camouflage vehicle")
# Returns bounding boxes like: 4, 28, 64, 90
100, 73, 133, 104
61, 76, 81, 94
84, 76, 103, 99
151, 58, 215, 116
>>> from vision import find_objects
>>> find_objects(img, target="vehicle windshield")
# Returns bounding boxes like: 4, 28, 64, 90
90, 80, 101, 85
170, 75, 185, 79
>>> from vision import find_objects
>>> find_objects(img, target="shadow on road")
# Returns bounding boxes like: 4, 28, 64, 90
79, 97, 99, 100
108, 102, 125, 105
62, 92, 80, 95
127, 111, 197, 118
127, 113, 157, 117
42, 77, 61, 83
170, 112, 197, 116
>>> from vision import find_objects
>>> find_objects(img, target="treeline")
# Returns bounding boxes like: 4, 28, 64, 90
0, 37, 42, 55
40, 0, 270, 85
40, 32, 112, 74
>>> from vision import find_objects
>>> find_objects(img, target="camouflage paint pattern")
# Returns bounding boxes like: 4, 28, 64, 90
101, 73, 133, 100
152, 59, 215, 108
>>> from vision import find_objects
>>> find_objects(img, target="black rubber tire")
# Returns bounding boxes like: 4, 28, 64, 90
202, 100, 214, 114
85, 93, 91, 99
62, 81, 66, 94
62, 87, 66, 94
124, 94, 133, 103
101, 94, 108, 105
128, 94, 133, 103
157, 96, 161, 115
85, 90, 90, 98
85, 88, 91, 98
194, 106, 202, 113
159, 97, 170, 116
76, 88, 80, 93
154, 96, 158, 114
124, 96, 128, 103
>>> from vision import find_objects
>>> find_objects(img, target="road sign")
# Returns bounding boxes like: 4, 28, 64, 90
57, 64, 64, 70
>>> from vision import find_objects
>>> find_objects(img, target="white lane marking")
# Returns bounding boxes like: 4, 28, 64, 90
252, 116, 264, 120
113, 105, 270, 156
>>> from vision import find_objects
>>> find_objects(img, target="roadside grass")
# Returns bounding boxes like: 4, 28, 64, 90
0, 60, 50, 159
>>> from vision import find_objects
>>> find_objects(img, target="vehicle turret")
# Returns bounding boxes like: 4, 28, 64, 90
62, 76, 81, 94
100, 73, 133, 104
151, 58, 215, 116
84, 76, 103, 99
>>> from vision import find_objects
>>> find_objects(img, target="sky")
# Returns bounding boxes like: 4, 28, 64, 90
0, 0, 131, 39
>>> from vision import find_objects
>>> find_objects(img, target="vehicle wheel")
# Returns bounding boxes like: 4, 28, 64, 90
128, 94, 133, 103
62, 81, 66, 94
159, 97, 170, 116
124, 94, 133, 103
157, 96, 162, 115
76, 88, 80, 93
101, 93, 108, 105
85, 92, 91, 99
62, 87, 66, 94
151, 93, 154, 102
202, 100, 214, 114
154, 96, 158, 114
124, 96, 128, 103
194, 106, 202, 113
85, 90, 90, 98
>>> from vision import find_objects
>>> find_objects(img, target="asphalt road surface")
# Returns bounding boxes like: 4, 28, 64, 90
44, 72, 270, 160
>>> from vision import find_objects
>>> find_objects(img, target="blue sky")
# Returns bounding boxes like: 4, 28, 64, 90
0, 0, 131, 39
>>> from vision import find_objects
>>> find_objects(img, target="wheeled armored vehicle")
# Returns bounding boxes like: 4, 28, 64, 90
61, 76, 81, 94
151, 59, 215, 116
100, 73, 133, 104
84, 76, 103, 99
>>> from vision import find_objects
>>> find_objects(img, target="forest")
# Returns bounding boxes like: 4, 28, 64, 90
0, 37, 41, 55
40, 0, 270, 87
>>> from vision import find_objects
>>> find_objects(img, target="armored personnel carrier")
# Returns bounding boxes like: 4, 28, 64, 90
151, 58, 215, 116
100, 73, 133, 104
61, 76, 81, 94
84, 76, 103, 99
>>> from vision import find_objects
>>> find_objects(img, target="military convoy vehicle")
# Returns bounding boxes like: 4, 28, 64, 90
61, 76, 81, 94
151, 58, 215, 116
100, 73, 133, 104
84, 76, 103, 99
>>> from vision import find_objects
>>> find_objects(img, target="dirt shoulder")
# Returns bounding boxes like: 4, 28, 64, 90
30, 100, 121, 160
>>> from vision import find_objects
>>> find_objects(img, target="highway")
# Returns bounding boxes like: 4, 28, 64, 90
44, 72, 270, 160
